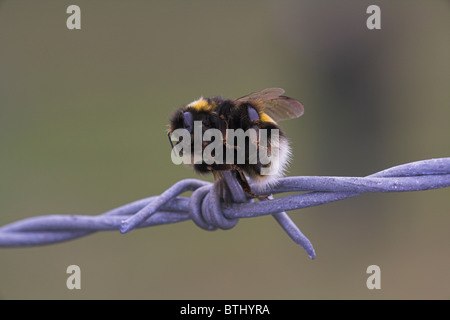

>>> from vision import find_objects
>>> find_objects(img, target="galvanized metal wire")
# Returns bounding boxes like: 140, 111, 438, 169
0, 157, 449, 259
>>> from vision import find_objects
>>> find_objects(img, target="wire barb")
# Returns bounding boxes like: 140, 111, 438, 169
0, 157, 449, 259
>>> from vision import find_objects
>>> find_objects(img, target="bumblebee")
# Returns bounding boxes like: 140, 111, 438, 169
168, 88, 304, 201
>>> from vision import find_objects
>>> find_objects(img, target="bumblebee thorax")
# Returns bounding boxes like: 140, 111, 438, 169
186, 97, 215, 112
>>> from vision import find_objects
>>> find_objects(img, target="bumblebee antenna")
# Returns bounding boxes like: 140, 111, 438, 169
167, 132, 174, 151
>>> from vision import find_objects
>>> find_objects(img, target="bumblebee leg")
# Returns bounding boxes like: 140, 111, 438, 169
211, 163, 234, 171
219, 114, 229, 143
213, 171, 233, 206
219, 115, 239, 151
233, 166, 269, 200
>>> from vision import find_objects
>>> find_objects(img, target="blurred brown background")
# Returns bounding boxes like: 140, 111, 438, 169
0, 0, 449, 299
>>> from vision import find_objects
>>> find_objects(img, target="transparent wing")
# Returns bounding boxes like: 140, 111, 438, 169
235, 88, 304, 122
234, 88, 285, 102
260, 97, 304, 121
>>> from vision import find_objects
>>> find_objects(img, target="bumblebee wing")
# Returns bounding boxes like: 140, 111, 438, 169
234, 87, 285, 102
235, 88, 304, 122
259, 96, 304, 122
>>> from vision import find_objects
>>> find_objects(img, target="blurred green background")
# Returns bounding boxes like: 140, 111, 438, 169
0, 0, 449, 299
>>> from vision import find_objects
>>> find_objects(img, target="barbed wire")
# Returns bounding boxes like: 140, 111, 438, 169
0, 157, 449, 259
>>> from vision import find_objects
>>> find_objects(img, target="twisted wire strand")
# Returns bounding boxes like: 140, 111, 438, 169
0, 157, 449, 259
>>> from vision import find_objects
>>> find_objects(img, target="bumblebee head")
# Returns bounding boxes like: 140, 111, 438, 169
167, 109, 195, 151
167, 97, 219, 151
